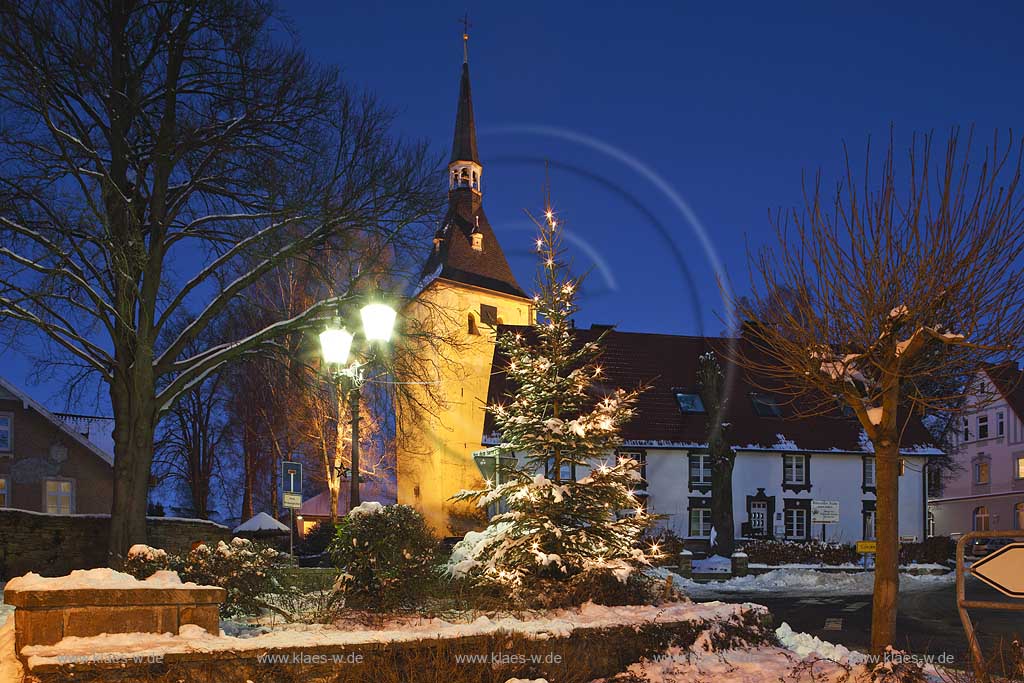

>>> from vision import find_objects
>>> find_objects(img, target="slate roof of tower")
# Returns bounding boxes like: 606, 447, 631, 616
450, 62, 480, 164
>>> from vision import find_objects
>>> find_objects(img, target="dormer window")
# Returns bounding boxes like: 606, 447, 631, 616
674, 392, 705, 414
751, 393, 782, 417
471, 231, 483, 251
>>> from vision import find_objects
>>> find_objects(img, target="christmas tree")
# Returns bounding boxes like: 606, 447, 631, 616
451, 202, 656, 589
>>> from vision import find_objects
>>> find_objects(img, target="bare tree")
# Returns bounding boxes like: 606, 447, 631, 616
0, 1, 441, 562
733, 129, 1024, 653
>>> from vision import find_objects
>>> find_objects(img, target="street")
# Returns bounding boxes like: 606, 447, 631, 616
714, 578, 1022, 667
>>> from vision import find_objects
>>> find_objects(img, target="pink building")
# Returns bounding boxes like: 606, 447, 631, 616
929, 363, 1024, 536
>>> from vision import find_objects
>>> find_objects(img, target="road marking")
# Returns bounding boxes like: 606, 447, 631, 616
842, 601, 868, 612
823, 617, 843, 631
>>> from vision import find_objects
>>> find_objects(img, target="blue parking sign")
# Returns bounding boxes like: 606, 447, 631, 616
282, 460, 302, 495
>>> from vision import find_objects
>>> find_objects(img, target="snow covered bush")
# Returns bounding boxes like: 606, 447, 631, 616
328, 502, 439, 609
125, 539, 285, 617
740, 539, 857, 566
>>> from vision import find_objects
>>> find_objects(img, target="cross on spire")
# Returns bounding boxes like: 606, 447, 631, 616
459, 12, 471, 63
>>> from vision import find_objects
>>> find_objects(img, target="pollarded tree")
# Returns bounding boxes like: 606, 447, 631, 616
0, 1, 441, 563
733, 129, 1024, 654
451, 204, 654, 589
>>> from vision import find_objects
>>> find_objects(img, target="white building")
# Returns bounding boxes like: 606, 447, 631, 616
483, 327, 940, 549
929, 363, 1024, 536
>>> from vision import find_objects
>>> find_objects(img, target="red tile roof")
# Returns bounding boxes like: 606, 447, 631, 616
484, 326, 938, 454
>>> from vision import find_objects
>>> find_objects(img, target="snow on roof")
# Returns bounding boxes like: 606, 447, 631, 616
0, 376, 113, 466
299, 476, 397, 517
232, 512, 289, 534
4, 568, 207, 592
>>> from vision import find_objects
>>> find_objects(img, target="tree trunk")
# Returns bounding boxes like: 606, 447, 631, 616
107, 376, 158, 567
871, 435, 901, 654
349, 385, 361, 511
711, 455, 735, 556
241, 433, 254, 521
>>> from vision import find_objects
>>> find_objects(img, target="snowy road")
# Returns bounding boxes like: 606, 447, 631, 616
699, 579, 1022, 664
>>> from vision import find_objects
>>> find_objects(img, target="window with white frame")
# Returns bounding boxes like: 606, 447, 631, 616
0, 477, 8, 507
689, 507, 712, 537
784, 508, 807, 539
863, 458, 876, 488
783, 454, 806, 485
45, 479, 74, 514
0, 413, 11, 452
978, 414, 989, 439
973, 506, 990, 531
689, 454, 711, 486
997, 411, 1005, 438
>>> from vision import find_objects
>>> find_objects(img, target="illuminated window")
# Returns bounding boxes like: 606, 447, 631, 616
1015, 503, 1024, 530
1017, 457, 1024, 480
45, 479, 74, 514
974, 461, 990, 485
973, 506, 989, 531
0, 477, 8, 507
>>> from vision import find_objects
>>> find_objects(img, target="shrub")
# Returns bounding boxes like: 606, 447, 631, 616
740, 539, 858, 566
639, 529, 686, 566
125, 538, 285, 617
295, 520, 337, 561
900, 536, 954, 565
328, 502, 439, 609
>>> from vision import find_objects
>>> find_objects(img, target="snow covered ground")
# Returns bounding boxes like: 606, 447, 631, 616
654, 566, 954, 598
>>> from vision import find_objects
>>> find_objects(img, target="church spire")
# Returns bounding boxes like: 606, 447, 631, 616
449, 16, 481, 193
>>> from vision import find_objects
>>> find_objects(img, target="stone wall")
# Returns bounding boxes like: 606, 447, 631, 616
0, 509, 231, 579
22, 608, 774, 683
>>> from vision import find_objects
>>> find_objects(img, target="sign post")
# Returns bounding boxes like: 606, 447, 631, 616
955, 530, 1024, 680
282, 460, 303, 556
811, 500, 840, 542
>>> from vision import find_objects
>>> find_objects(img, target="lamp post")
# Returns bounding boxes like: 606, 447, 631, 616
319, 294, 396, 513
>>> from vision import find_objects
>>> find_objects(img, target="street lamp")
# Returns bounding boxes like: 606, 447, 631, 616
319, 294, 396, 512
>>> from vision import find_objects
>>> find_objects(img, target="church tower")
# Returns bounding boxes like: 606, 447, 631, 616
396, 29, 534, 537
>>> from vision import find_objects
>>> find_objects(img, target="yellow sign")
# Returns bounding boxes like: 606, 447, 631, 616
856, 541, 877, 554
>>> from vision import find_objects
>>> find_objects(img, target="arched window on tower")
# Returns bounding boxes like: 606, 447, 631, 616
467, 312, 480, 336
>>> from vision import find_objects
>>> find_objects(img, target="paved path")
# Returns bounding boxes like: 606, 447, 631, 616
705, 578, 1022, 666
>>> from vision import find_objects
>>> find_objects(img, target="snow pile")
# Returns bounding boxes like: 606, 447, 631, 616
653, 567, 952, 597
127, 544, 167, 561
692, 555, 732, 573
5, 568, 207, 592
776, 622, 868, 664
348, 501, 384, 518
232, 512, 289, 534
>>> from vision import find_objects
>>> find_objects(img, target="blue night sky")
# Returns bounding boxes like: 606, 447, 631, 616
7, 0, 1024, 413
